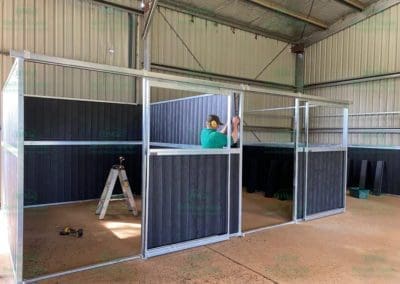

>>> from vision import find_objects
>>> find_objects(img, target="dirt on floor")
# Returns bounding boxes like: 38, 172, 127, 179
36, 194, 400, 284
23, 199, 142, 279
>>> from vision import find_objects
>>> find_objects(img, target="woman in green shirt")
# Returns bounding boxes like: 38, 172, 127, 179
200, 114, 240, 148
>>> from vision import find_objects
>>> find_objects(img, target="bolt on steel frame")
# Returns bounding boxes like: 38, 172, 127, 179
1, 50, 349, 283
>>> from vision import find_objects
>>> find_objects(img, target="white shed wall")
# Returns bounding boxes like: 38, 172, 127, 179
0, 0, 136, 103
305, 4, 400, 146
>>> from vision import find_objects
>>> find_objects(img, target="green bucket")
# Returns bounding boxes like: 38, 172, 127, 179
349, 187, 370, 199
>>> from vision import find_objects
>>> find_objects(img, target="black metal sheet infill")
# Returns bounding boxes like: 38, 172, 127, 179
24, 145, 142, 205
297, 151, 345, 219
150, 95, 228, 145
348, 148, 400, 195
230, 154, 240, 234
147, 154, 233, 249
24, 96, 142, 141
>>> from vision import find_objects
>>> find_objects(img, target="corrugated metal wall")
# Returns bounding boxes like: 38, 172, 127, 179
297, 151, 345, 219
151, 95, 228, 145
0, 0, 135, 103
147, 154, 229, 249
305, 4, 400, 146
151, 7, 295, 86
24, 96, 143, 205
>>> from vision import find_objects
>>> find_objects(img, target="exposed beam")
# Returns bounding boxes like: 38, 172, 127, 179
142, 0, 159, 39
301, 0, 400, 46
247, 0, 329, 30
158, 0, 294, 43
92, 0, 144, 14
151, 63, 296, 91
335, 0, 366, 11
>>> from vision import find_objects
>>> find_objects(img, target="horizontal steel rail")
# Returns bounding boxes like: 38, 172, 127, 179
150, 142, 201, 148
151, 63, 296, 91
24, 141, 143, 146
24, 254, 142, 283
24, 94, 139, 105
309, 128, 400, 134
9, 51, 350, 106
304, 71, 400, 89
312, 111, 400, 118
306, 146, 346, 152
349, 145, 400, 150
149, 148, 241, 156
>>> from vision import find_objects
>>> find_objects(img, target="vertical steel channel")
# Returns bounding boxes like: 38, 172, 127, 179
303, 102, 309, 220
141, 78, 150, 258
17, 58, 24, 282
238, 92, 244, 235
226, 92, 232, 236
293, 99, 299, 222
342, 107, 349, 211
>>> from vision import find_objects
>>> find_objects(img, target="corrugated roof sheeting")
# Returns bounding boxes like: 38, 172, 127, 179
151, 7, 296, 86
305, 4, 400, 84
267, 0, 355, 25
161, 0, 317, 40
308, 78, 400, 146
0, 0, 135, 103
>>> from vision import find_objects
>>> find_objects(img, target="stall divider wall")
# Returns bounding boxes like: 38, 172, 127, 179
2, 51, 350, 283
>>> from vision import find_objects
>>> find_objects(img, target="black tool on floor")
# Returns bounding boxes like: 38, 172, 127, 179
59, 227, 83, 238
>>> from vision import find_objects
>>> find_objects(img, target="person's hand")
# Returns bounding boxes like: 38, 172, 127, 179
232, 116, 240, 127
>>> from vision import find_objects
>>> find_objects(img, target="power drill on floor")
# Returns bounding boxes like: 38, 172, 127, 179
59, 227, 83, 238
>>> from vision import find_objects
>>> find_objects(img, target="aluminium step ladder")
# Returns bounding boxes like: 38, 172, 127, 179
96, 157, 138, 220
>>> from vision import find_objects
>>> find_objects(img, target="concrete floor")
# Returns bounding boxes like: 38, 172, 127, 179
242, 191, 292, 231
22, 191, 290, 279
23, 199, 143, 279
34, 194, 399, 283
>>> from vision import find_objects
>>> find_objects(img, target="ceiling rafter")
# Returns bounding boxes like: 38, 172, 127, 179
246, 0, 329, 30
158, 0, 295, 43
335, 0, 366, 11
301, 0, 400, 46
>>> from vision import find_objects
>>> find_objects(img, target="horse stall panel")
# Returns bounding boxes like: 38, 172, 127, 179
24, 97, 142, 141
1, 60, 23, 282
23, 97, 143, 205
150, 95, 229, 145
147, 154, 229, 249
230, 154, 240, 235
24, 145, 142, 205
297, 151, 345, 219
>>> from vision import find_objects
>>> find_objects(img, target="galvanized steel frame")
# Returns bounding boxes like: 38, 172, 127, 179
298, 100, 349, 220
9, 51, 350, 106
3, 50, 350, 281
0, 58, 25, 283
143, 79, 240, 258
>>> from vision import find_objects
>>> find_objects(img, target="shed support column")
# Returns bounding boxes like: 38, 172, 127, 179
293, 45, 305, 93
142, 0, 153, 71
295, 53, 304, 93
